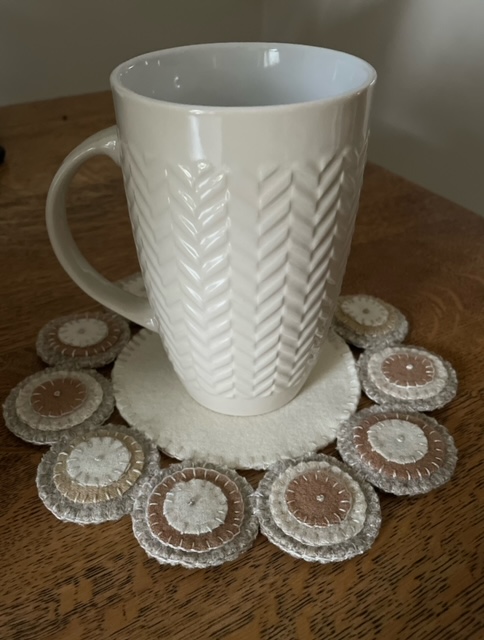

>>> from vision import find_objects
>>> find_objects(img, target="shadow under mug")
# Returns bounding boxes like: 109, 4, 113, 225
46, 42, 376, 416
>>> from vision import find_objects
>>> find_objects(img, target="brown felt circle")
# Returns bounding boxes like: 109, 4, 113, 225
381, 353, 435, 387
31, 377, 88, 418
285, 470, 352, 526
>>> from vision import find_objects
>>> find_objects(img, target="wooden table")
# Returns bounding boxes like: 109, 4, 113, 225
1, 93, 483, 640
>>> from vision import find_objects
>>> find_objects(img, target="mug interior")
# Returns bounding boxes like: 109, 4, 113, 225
112, 43, 376, 108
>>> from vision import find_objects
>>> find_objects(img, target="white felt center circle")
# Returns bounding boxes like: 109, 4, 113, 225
66, 436, 131, 486
341, 296, 389, 327
367, 419, 429, 464
112, 330, 360, 470
163, 479, 228, 534
58, 318, 109, 347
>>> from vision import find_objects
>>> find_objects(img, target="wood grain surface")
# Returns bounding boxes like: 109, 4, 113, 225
0, 93, 483, 640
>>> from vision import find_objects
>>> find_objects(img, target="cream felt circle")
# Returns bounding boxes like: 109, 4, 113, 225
163, 479, 229, 535
340, 295, 389, 327
66, 436, 131, 486
58, 318, 109, 348
367, 419, 428, 464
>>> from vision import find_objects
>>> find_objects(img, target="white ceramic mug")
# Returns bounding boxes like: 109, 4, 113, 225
46, 43, 376, 416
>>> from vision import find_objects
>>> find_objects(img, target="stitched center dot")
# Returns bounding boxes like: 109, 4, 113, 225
316, 494, 325, 502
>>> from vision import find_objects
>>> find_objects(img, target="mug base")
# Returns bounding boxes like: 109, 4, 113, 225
183, 378, 307, 417
112, 329, 360, 469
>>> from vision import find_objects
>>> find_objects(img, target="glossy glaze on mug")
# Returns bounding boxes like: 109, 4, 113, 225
46, 43, 376, 416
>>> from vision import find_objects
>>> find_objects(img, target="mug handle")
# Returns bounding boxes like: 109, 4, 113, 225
46, 126, 156, 330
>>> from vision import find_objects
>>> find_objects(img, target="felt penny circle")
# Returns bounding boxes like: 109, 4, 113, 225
53, 429, 145, 503
36, 423, 160, 524
365, 346, 451, 402
255, 454, 381, 562
147, 467, 245, 552
132, 462, 258, 567
36, 312, 131, 367
337, 408, 458, 495
15, 369, 104, 431
334, 295, 409, 349
51, 315, 122, 357
352, 411, 447, 481
269, 460, 368, 546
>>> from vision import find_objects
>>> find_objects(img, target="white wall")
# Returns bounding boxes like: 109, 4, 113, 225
0, 0, 261, 106
2, 0, 483, 214
263, 0, 484, 216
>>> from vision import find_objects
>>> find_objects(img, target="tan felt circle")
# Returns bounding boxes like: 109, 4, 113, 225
286, 470, 352, 527
53, 430, 145, 503
353, 411, 448, 481
148, 468, 245, 552
48, 315, 123, 358
381, 353, 435, 387
31, 377, 87, 418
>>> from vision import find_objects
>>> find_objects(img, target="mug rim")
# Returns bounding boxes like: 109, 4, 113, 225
110, 42, 377, 113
